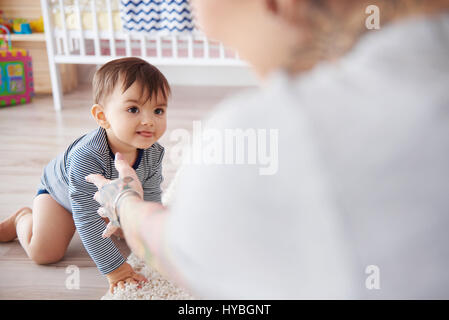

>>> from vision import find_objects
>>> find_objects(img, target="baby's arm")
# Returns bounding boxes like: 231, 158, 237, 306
142, 146, 165, 203
67, 148, 146, 290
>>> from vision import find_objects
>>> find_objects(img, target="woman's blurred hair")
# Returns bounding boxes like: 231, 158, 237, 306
286, 0, 449, 67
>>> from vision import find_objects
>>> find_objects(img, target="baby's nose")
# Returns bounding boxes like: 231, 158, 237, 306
141, 115, 154, 126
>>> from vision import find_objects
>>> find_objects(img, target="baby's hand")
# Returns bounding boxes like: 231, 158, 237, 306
106, 262, 147, 293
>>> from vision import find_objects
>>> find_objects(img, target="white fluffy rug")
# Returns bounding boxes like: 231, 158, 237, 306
101, 253, 194, 300
101, 167, 195, 300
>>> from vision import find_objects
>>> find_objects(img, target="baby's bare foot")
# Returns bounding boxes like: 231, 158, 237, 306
0, 207, 32, 242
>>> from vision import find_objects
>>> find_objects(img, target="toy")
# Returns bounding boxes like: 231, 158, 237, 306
0, 11, 12, 34
13, 19, 32, 34
0, 25, 34, 107
29, 17, 44, 33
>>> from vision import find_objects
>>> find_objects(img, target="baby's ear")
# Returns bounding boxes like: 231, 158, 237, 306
91, 104, 110, 129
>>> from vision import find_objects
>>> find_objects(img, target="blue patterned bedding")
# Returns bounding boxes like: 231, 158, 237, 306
119, 0, 195, 34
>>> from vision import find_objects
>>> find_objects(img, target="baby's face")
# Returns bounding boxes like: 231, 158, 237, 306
103, 80, 167, 152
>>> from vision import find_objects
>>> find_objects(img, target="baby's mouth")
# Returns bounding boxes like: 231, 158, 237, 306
137, 131, 154, 138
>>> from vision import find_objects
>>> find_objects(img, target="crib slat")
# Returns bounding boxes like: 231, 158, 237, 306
141, 34, 147, 58
125, 33, 131, 57
172, 35, 178, 59
91, 0, 101, 57
203, 35, 209, 59
74, 0, 86, 56
219, 43, 225, 60
156, 35, 162, 58
55, 36, 62, 55
188, 35, 193, 59
69, 38, 74, 52
58, 0, 70, 55
106, 0, 116, 57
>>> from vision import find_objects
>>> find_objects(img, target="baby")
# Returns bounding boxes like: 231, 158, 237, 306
0, 57, 170, 293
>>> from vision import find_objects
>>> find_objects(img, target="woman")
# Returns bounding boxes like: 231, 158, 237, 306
86, 0, 449, 299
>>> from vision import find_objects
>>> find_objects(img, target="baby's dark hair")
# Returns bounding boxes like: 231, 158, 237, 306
92, 57, 171, 105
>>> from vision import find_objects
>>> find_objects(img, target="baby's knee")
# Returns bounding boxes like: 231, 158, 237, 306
30, 252, 64, 265
28, 246, 65, 265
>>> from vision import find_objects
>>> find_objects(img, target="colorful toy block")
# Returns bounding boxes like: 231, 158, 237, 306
0, 25, 34, 107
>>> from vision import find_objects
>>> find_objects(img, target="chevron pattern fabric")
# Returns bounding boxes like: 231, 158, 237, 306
119, 0, 195, 34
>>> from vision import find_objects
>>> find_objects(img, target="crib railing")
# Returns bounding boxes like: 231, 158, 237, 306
40, 0, 249, 110
51, 30, 242, 66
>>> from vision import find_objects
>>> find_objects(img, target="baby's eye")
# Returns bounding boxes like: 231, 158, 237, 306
127, 106, 139, 114
154, 108, 165, 115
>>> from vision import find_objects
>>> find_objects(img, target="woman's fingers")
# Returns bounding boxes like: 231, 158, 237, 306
115, 152, 125, 161
102, 222, 118, 238
113, 153, 144, 197
85, 174, 110, 189
114, 152, 138, 179
113, 227, 125, 239
93, 191, 101, 203
97, 207, 108, 218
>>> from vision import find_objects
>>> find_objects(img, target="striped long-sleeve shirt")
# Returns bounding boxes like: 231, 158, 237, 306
37, 127, 164, 274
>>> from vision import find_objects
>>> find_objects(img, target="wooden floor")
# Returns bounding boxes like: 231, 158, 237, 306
0, 84, 247, 299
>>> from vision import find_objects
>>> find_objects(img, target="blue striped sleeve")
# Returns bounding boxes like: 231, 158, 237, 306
67, 146, 126, 275
143, 145, 165, 204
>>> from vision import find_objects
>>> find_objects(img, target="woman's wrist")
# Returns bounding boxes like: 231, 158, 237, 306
115, 190, 142, 220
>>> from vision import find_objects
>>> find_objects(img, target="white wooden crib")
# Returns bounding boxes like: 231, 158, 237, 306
40, 0, 255, 110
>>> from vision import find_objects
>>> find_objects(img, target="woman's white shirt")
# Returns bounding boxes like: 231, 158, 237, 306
166, 13, 449, 299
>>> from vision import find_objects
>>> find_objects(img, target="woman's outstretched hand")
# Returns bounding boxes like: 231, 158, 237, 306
86, 152, 144, 238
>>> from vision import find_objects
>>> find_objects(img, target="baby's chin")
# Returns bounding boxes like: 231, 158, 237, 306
133, 141, 156, 150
